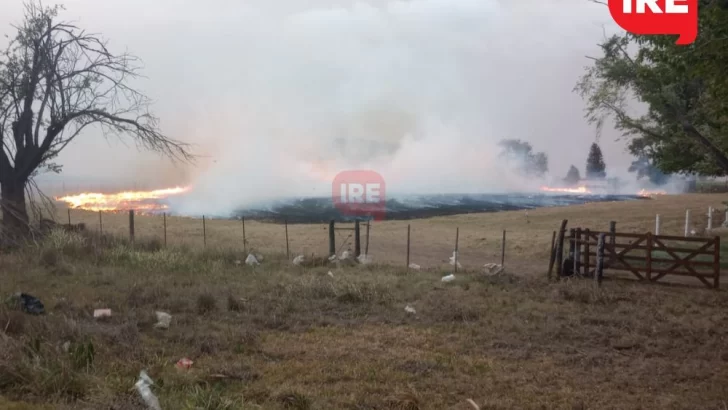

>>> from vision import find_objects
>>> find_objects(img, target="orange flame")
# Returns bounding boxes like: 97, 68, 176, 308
540, 186, 592, 194
637, 189, 667, 198
55, 186, 190, 212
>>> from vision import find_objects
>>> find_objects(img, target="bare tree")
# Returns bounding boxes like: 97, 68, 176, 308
0, 2, 192, 238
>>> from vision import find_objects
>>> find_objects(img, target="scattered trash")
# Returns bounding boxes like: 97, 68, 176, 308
154, 312, 172, 330
449, 251, 463, 269
176, 357, 194, 370
327, 271, 335, 278
483, 263, 504, 276
93, 308, 112, 319
328, 254, 338, 262
441, 274, 456, 283
408, 263, 421, 270
134, 370, 162, 410
61, 341, 71, 353
255, 253, 265, 262
404, 305, 416, 314
234, 260, 242, 266
357, 254, 372, 264
340, 250, 351, 260
292, 255, 305, 266
245, 254, 260, 266
11, 293, 45, 315
466, 398, 481, 410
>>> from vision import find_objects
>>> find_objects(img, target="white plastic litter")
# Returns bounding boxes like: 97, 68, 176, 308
327, 271, 335, 278
483, 263, 504, 276
234, 260, 242, 266
441, 274, 455, 282
154, 312, 172, 330
245, 254, 259, 266
292, 255, 305, 266
340, 250, 351, 260
357, 254, 372, 264
328, 254, 338, 262
408, 263, 421, 270
405, 305, 416, 314
134, 370, 161, 410
93, 309, 111, 319
449, 251, 463, 269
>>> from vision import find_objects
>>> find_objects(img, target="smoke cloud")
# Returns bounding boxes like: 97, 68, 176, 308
2, 0, 642, 215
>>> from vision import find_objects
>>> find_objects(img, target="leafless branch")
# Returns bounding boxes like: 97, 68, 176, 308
0, 1, 195, 236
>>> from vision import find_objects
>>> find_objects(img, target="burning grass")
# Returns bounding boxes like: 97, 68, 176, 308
0, 225, 727, 409
52, 193, 728, 275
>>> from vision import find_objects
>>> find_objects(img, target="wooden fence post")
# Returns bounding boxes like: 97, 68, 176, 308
574, 228, 581, 275
609, 221, 616, 267
99, 211, 103, 235
645, 232, 653, 281
285, 219, 290, 260
708, 207, 713, 230
595, 233, 605, 286
354, 220, 361, 257
328, 220, 335, 256
556, 220, 568, 277
685, 209, 691, 237
406, 224, 411, 269
67, 208, 71, 225
454, 227, 460, 273
365, 219, 371, 256
548, 231, 556, 280
501, 230, 506, 267
163, 212, 167, 248
584, 229, 591, 277
241, 217, 247, 253
655, 214, 660, 235
568, 228, 576, 260
202, 215, 207, 248
609, 221, 616, 248
129, 210, 135, 244
714, 236, 721, 289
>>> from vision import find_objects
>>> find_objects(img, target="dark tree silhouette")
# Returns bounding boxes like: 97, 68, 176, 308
563, 165, 581, 186
498, 139, 548, 178
585, 143, 606, 179
0, 2, 192, 238
628, 156, 670, 186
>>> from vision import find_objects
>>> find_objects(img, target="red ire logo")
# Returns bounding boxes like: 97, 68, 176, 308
332, 170, 386, 220
609, 0, 698, 45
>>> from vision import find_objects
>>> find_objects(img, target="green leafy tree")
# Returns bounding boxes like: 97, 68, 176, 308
586, 143, 606, 179
498, 139, 548, 177
575, 1, 728, 176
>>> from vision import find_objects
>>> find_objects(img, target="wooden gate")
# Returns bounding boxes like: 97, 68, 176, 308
574, 230, 721, 289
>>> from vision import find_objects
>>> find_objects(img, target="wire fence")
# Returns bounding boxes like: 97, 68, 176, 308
36, 205, 728, 274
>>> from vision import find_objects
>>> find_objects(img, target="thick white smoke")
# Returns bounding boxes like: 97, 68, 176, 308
3, 0, 631, 215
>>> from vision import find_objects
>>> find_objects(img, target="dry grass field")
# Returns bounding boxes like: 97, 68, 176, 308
59, 193, 727, 273
0, 193, 726, 409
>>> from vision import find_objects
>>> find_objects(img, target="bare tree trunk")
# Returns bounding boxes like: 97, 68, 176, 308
1, 177, 30, 238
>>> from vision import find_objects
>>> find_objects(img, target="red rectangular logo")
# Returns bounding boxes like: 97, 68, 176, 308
609, 0, 698, 45
332, 170, 386, 220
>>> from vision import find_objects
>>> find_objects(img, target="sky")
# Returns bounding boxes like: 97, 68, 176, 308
0, 0, 632, 215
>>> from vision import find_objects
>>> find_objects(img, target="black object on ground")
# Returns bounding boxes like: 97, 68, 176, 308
18, 293, 45, 315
